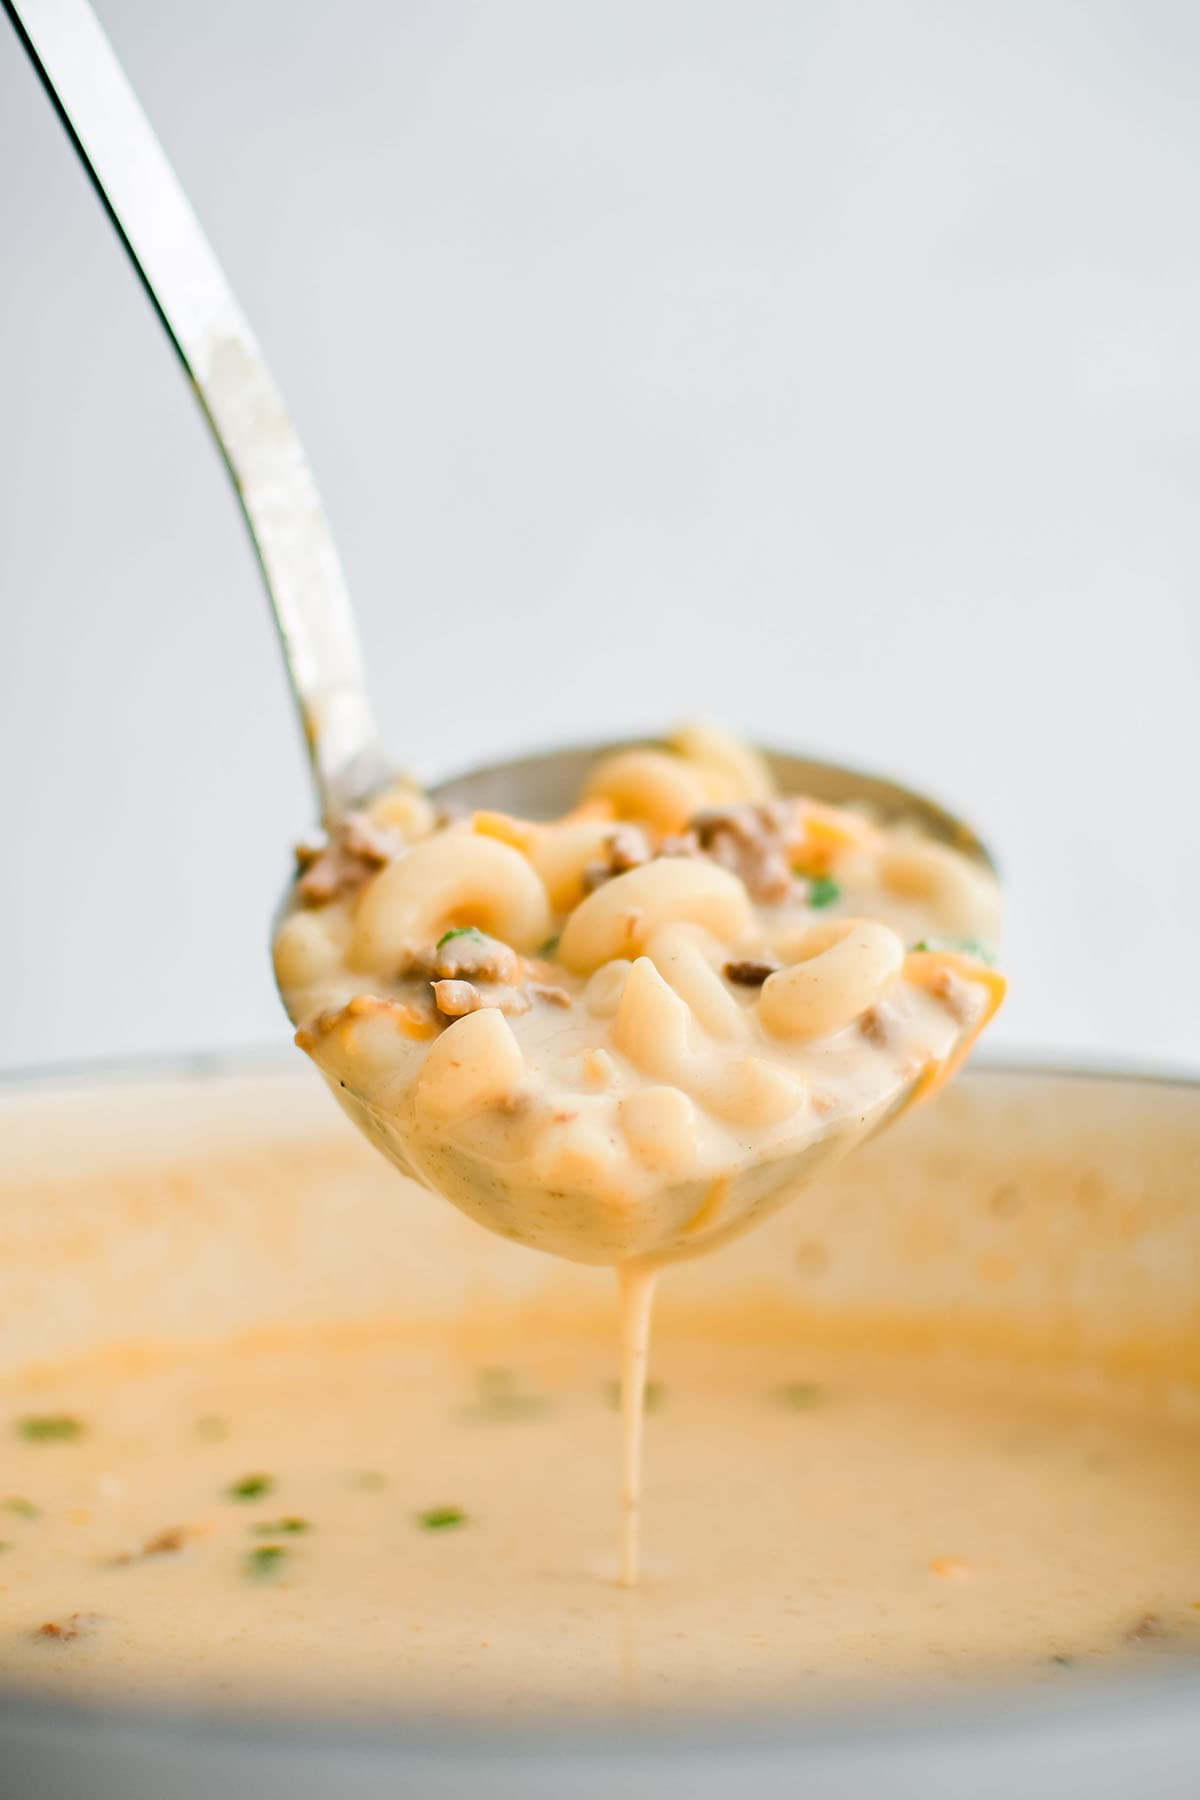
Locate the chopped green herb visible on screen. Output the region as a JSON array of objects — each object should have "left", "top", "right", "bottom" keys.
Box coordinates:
[
  {"left": 0, "top": 1542, "right": 10, "bottom": 1555},
  {"left": 912, "top": 936, "right": 996, "bottom": 965},
  {"left": 436, "top": 926, "right": 485, "bottom": 949},
  {"left": 350, "top": 1470, "right": 388, "bottom": 1491},
  {"left": 16, "top": 1414, "right": 84, "bottom": 1442},
  {"left": 1049, "top": 1654, "right": 1074, "bottom": 1668},
  {"left": 418, "top": 1505, "right": 466, "bottom": 1532},
  {"left": 244, "top": 1544, "right": 287, "bottom": 1580},
  {"left": 227, "top": 1473, "right": 274, "bottom": 1502},
  {"left": 774, "top": 1380, "right": 826, "bottom": 1411},
  {"left": 251, "top": 1517, "right": 311, "bottom": 1536},
  {"left": 603, "top": 1379, "right": 665, "bottom": 1414},
  {"left": 460, "top": 1368, "right": 547, "bottom": 1424},
  {"left": 3, "top": 1497, "right": 40, "bottom": 1520},
  {"left": 807, "top": 875, "right": 841, "bottom": 909},
  {"left": 538, "top": 935, "right": 561, "bottom": 958},
  {"left": 478, "top": 1366, "right": 514, "bottom": 1395},
  {"left": 194, "top": 1414, "right": 228, "bottom": 1440},
  {"left": 461, "top": 1394, "right": 545, "bottom": 1422}
]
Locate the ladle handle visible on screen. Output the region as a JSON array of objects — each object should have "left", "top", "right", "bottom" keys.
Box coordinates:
[{"left": 5, "top": 0, "right": 388, "bottom": 825}]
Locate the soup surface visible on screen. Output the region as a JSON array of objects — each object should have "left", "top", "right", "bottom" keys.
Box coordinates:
[{"left": 2, "top": 1316, "right": 1197, "bottom": 1715}]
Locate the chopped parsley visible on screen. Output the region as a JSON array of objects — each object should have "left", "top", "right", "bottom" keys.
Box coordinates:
[
  {"left": 418, "top": 1506, "right": 466, "bottom": 1532},
  {"left": 538, "top": 935, "right": 561, "bottom": 958},
  {"left": 244, "top": 1544, "right": 287, "bottom": 1580},
  {"left": 251, "top": 1517, "right": 311, "bottom": 1536},
  {"left": 460, "top": 1368, "right": 547, "bottom": 1424},
  {"left": 478, "top": 1367, "right": 512, "bottom": 1394},
  {"left": 912, "top": 936, "right": 996, "bottom": 965},
  {"left": 774, "top": 1380, "right": 826, "bottom": 1411},
  {"left": 16, "top": 1414, "right": 84, "bottom": 1443},
  {"left": 807, "top": 875, "right": 841, "bottom": 909},
  {"left": 227, "top": 1472, "right": 274, "bottom": 1502},
  {"left": 0, "top": 1542, "right": 10, "bottom": 1555},
  {"left": 1049, "top": 1654, "right": 1074, "bottom": 1668},
  {"left": 604, "top": 1379, "right": 665, "bottom": 1414},
  {"left": 350, "top": 1470, "right": 388, "bottom": 1491},
  {"left": 3, "top": 1497, "right": 40, "bottom": 1520},
  {"left": 437, "top": 926, "right": 485, "bottom": 949}
]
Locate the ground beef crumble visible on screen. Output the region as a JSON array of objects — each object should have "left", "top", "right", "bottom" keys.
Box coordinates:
[
  {"left": 295, "top": 813, "right": 400, "bottom": 906},
  {"left": 581, "top": 803, "right": 805, "bottom": 905},
  {"left": 529, "top": 983, "right": 572, "bottom": 1008},
  {"left": 430, "top": 975, "right": 572, "bottom": 1019},
  {"left": 581, "top": 823, "right": 654, "bottom": 893},
  {"left": 723, "top": 958, "right": 780, "bottom": 987},
  {"left": 431, "top": 979, "right": 532, "bottom": 1020},
  {"left": 36, "top": 1612, "right": 100, "bottom": 1642},
  {"left": 688, "top": 803, "right": 800, "bottom": 904},
  {"left": 403, "top": 932, "right": 521, "bottom": 985},
  {"left": 859, "top": 1004, "right": 897, "bottom": 1046}
]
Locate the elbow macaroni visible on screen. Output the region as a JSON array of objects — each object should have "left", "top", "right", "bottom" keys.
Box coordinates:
[
  {"left": 414, "top": 1006, "right": 526, "bottom": 1121},
  {"left": 529, "top": 819, "right": 619, "bottom": 912},
  {"left": 758, "top": 920, "right": 905, "bottom": 1042},
  {"left": 643, "top": 925, "right": 748, "bottom": 1041},
  {"left": 667, "top": 721, "right": 774, "bottom": 803},
  {"left": 558, "top": 858, "right": 753, "bottom": 974},
  {"left": 278, "top": 724, "right": 1005, "bottom": 1267},
  {"left": 352, "top": 828, "right": 552, "bottom": 972},
  {"left": 582, "top": 748, "right": 715, "bottom": 834}
]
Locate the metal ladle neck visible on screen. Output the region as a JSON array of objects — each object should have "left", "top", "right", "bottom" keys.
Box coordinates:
[{"left": 5, "top": 0, "right": 388, "bottom": 827}]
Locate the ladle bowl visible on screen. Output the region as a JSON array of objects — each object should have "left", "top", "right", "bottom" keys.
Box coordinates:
[{"left": 289, "top": 736, "right": 997, "bottom": 1267}]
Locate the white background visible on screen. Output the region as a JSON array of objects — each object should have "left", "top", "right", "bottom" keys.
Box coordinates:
[{"left": 2, "top": 0, "right": 1197, "bottom": 1075}]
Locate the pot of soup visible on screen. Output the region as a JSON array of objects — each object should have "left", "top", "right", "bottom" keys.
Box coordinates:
[
  {"left": 5, "top": 6, "right": 1196, "bottom": 1787},
  {"left": 1, "top": 1055, "right": 1198, "bottom": 1797}
]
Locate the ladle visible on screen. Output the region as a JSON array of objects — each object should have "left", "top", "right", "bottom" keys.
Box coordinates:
[
  {"left": 2, "top": 0, "right": 993, "bottom": 874},
  {"left": 7, "top": 0, "right": 999, "bottom": 1585}
]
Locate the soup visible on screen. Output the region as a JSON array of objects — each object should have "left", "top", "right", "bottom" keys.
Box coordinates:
[
  {"left": 1, "top": 1065, "right": 1196, "bottom": 1716},
  {"left": 2, "top": 1318, "right": 1199, "bottom": 1714}
]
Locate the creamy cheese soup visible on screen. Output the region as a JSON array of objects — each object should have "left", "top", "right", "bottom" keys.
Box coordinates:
[
  {"left": 273, "top": 726, "right": 1006, "bottom": 1579},
  {"left": 274, "top": 726, "right": 1006, "bottom": 1275},
  {"left": 3, "top": 1318, "right": 1199, "bottom": 1715}
]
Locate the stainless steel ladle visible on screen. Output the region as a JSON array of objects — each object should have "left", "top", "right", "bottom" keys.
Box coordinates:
[
  {"left": 4, "top": 0, "right": 994, "bottom": 872},
  {"left": 8, "top": 0, "right": 1004, "bottom": 1586}
]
